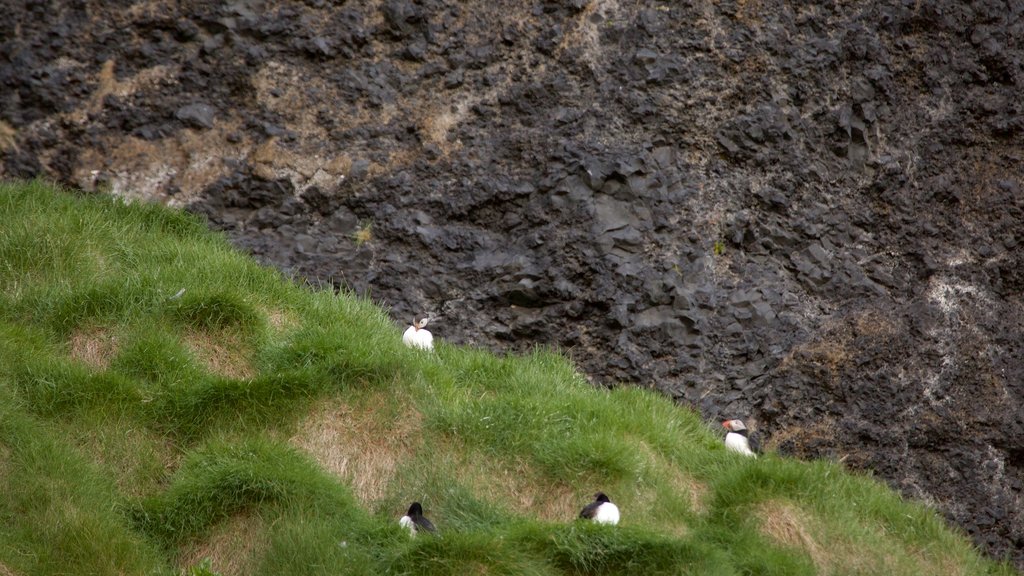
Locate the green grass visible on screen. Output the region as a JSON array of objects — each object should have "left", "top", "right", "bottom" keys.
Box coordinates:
[{"left": 0, "top": 180, "right": 1015, "bottom": 576}]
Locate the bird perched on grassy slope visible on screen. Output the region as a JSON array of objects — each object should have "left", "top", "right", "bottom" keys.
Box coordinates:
[
  {"left": 722, "top": 419, "right": 760, "bottom": 458},
  {"left": 578, "top": 492, "right": 620, "bottom": 525},
  {"left": 398, "top": 502, "right": 436, "bottom": 537},
  {"left": 402, "top": 317, "right": 434, "bottom": 351}
]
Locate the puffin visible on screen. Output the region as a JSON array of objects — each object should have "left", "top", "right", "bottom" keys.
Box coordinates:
[
  {"left": 402, "top": 317, "right": 434, "bottom": 351},
  {"left": 722, "top": 419, "right": 760, "bottom": 458},
  {"left": 398, "top": 502, "right": 436, "bottom": 537},
  {"left": 578, "top": 492, "right": 620, "bottom": 525}
]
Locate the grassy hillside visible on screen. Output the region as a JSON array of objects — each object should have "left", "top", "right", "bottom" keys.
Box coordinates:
[{"left": 0, "top": 180, "right": 1013, "bottom": 576}]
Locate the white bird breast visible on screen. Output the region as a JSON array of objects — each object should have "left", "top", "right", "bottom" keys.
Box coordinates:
[
  {"left": 594, "top": 502, "right": 620, "bottom": 525},
  {"left": 725, "top": 432, "right": 756, "bottom": 457},
  {"left": 403, "top": 326, "right": 434, "bottom": 350},
  {"left": 399, "top": 515, "right": 416, "bottom": 536}
]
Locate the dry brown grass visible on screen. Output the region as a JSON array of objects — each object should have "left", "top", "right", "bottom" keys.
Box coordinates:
[
  {"left": 0, "top": 443, "right": 10, "bottom": 484},
  {"left": 353, "top": 222, "right": 373, "bottom": 245},
  {"left": 64, "top": 9, "right": 371, "bottom": 202},
  {"left": 910, "top": 545, "right": 969, "bottom": 576},
  {"left": 775, "top": 325, "right": 854, "bottom": 397},
  {"left": 73, "top": 121, "right": 249, "bottom": 205},
  {"left": 84, "top": 59, "right": 178, "bottom": 118},
  {"left": 556, "top": 0, "right": 622, "bottom": 70},
  {"left": 176, "top": 511, "right": 266, "bottom": 576},
  {"left": 666, "top": 475, "right": 708, "bottom": 530},
  {"left": 265, "top": 307, "right": 299, "bottom": 334},
  {"left": 755, "top": 499, "right": 966, "bottom": 575},
  {"left": 124, "top": 0, "right": 178, "bottom": 23},
  {"left": 66, "top": 6, "right": 532, "bottom": 202},
  {"left": 63, "top": 58, "right": 259, "bottom": 203},
  {"left": 774, "top": 310, "right": 907, "bottom": 399},
  {"left": 290, "top": 391, "right": 421, "bottom": 505},
  {"left": 635, "top": 439, "right": 708, "bottom": 516},
  {"left": 451, "top": 448, "right": 580, "bottom": 521},
  {"left": 766, "top": 417, "right": 838, "bottom": 454},
  {"left": 251, "top": 61, "right": 350, "bottom": 166},
  {"left": 734, "top": 0, "right": 765, "bottom": 25},
  {"left": 785, "top": 339, "right": 852, "bottom": 375},
  {"left": 184, "top": 329, "right": 255, "bottom": 380},
  {"left": 242, "top": 129, "right": 350, "bottom": 197},
  {"left": 63, "top": 419, "right": 180, "bottom": 499},
  {"left": 442, "top": 437, "right": 704, "bottom": 531},
  {"left": 0, "top": 120, "right": 15, "bottom": 152},
  {"left": 852, "top": 309, "right": 900, "bottom": 339},
  {"left": 756, "top": 500, "right": 827, "bottom": 570},
  {"left": 0, "top": 561, "right": 20, "bottom": 576},
  {"left": 249, "top": 137, "right": 326, "bottom": 181},
  {"left": 69, "top": 326, "right": 118, "bottom": 370},
  {"left": 418, "top": 107, "right": 461, "bottom": 150}
]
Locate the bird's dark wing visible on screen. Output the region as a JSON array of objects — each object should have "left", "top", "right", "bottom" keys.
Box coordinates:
[
  {"left": 748, "top": 432, "right": 762, "bottom": 455},
  {"left": 579, "top": 502, "right": 600, "bottom": 520},
  {"left": 414, "top": 516, "right": 437, "bottom": 533}
]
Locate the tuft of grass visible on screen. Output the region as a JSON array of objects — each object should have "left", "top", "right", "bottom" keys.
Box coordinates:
[
  {"left": 185, "top": 558, "right": 225, "bottom": 576},
  {"left": 513, "top": 522, "right": 733, "bottom": 576},
  {"left": 353, "top": 221, "right": 373, "bottom": 245},
  {"left": 111, "top": 326, "right": 200, "bottom": 386},
  {"left": 0, "top": 180, "right": 1015, "bottom": 576},
  {"left": 0, "top": 408, "right": 168, "bottom": 575},
  {"left": 132, "top": 436, "right": 366, "bottom": 547},
  {"left": 167, "top": 291, "right": 261, "bottom": 331},
  {"left": 386, "top": 530, "right": 552, "bottom": 576}
]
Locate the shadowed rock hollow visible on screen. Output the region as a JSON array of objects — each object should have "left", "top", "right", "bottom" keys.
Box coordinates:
[{"left": 2, "top": 0, "right": 1022, "bottom": 567}]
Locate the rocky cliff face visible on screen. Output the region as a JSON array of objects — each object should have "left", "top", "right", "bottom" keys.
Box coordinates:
[{"left": 3, "top": 0, "right": 1022, "bottom": 566}]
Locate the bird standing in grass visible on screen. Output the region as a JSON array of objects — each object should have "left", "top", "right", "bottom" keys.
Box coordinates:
[
  {"left": 399, "top": 502, "right": 436, "bottom": 537},
  {"left": 403, "top": 317, "right": 434, "bottom": 350},
  {"left": 722, "top": 419, "right": 760, "bottom": 457},
  {"left": 578, "top": 492, "right": 620, "bottom": 525}
]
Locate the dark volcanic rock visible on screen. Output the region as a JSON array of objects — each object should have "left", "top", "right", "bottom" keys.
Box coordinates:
[
  {"left": 175, "top": 102, "right": 216, "bottom": 129},
  {"left": 2, "top": 0, "right": 1023, "bottom": 567}
]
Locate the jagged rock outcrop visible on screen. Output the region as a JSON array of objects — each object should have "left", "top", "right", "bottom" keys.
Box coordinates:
[{"left": 2, "top": 0, "right": 1022, "bottom": 566}]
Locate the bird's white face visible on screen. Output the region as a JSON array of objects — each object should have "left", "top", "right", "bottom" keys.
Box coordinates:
[{"left": 722, "top": 419, "right": 746, "bottom": 432}]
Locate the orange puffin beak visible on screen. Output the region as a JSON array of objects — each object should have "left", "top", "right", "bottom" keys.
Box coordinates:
[{"left": 721, "top": 421, "right": 729, "bottom": 428}]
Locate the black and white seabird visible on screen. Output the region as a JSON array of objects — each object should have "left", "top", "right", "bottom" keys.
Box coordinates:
[
  {"left": 403, "top": 318, "right": 434, "bottom": 351},
  {"left": 399, "top": 502, "right": 437, "bottom": 537},
  {"left": 578, "top": 492, "right": 620, "bottom": 525},
  {"left": 722, "top": 419, "right": 760, "bottom": 458}
]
